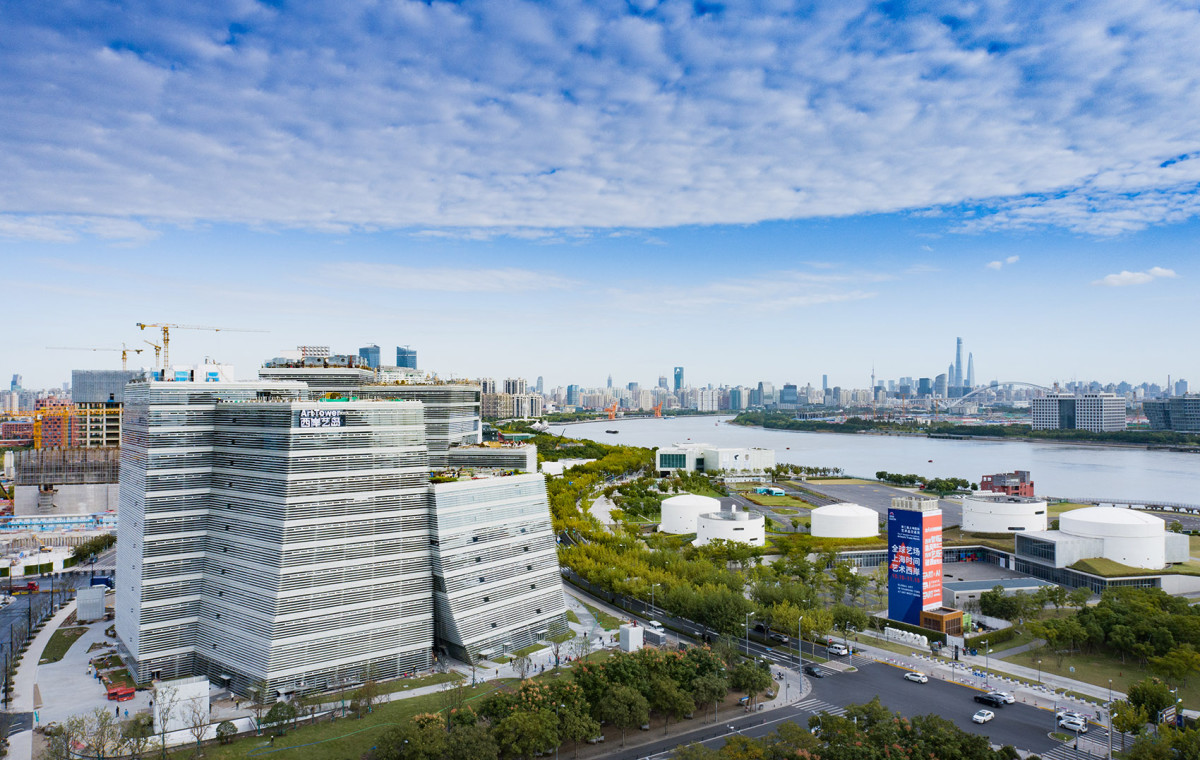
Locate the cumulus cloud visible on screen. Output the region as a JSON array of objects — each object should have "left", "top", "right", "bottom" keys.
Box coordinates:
[
  {"left": 985, "top": 255, "right": 1020, "bottom": 270},
  {"left": 4, "top": 2, "right": 1200, "bottom": 237},
  {"left": 1092, "top": 267, "right": 1179, "bottom": 286},
  {"left": 609, "top": 270, "right": 882, "bottom": 314}
]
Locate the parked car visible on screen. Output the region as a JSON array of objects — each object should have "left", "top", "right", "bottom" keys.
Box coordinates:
[
  {"left": 769, "top": 633, "right": 789, "bottom": 644},
  {"left": 586, "top": 735, "right": 605, "bottom": 744},
  {"left": 754, "top": 623, "right": 767, "bottom": 633},
  {"left": 973, "top": 693, "right": 1006, "bottom": 708},
  {"left": 987, "top": 691, "right": 1015, "bottom": 704},
  {"left": 803, "top": 665, "right": 825, "bottom": 678},
  {"left": 1057, "top": 709, "right": 1085, "bottom": 722},
  {"left": 972, "top": 710, "right": 995, "bottom": 724},
  {"left": 903, "top": 671, "right": 929, "bottom": 684},
  {"left": 1058, "top": 716, "right": 1088, "bottom": 733},
  {"left": 827, "top": 643, "right": 849, "bottom": 656}
]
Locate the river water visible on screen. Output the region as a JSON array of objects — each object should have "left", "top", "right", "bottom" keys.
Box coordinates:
[{"left": 549, "top": 416, "right": 1199, "bottom": 504}]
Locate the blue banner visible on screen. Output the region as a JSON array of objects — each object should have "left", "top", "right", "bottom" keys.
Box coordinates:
[{"left": 888, "top": 508, "right": 924, "bottom": 625}]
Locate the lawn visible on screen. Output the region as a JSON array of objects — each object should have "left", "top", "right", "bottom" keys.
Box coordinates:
[
  {"left": 581, "top": 601, "right": 623, "bottom": 631},
  {"left": 566, "top": 609, "right": 580, "bottom": 625},
  {"left": 941, "top": 527, "right": 1015, "bottom": 552},
  {"left": 1006, "top": 648, "right": 1200, "bottom": 709},
  {"left": 1048, "top": 501, "right": 1092, "bottom": 517},
  {"left": 683, "top": 485, "right": 726, "bottom": 499},
  {"left": 771, "top": 507, "right": 800, "bottom": 515},
  {"left": 168, "top": 681, "right": 512, "bottom": 760},
  {"left": 1189, "top": 534, "right": 1200, "bottom": 557},
  {"left": 548, "top": 631, "right": 575, "bottom": 644},
  {"left": 741, "top": 493, "right": 814, "bottom": 509},
  {"left": 512, "top": 643, "right": 548, "bottom": 657},
  {"left": 1070, "top": 557, "right": 1200, "bottom": 577},
  {"left": 40, "top": 626, "right": 86, "bottom": 664}
]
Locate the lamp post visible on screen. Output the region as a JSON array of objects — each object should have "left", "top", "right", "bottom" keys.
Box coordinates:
[
  {"left": 744, "top": 612, "right": 751, "bottom": 656},
  {"left": 555, "top": 702, "right": 565, "bottom": 760},
  {"left": 650, "top": 583, "right": 660, "bottom": 613},
  {"left": 1037, "top": 659, "right": 1042, "bottom": 685},
  {"left": 1108, "top": 709, "right": 1116, "bottom": 760},
  {"left": 982, "top": 639, "right": 989, "bottom": 685},
  {"left": 797, "top": 616, "right": 803, "bottom": 668}
]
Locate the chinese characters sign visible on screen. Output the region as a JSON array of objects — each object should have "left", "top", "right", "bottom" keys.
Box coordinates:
[
  {"left": 298, "top": 409, "right": 344, "bottom": 428},
  {"left": 887, "top": 507, "right": 943, "bottom": 625}
]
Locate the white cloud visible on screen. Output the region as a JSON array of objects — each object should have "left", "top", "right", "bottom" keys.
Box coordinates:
[
  {"left": 321, "top": 263, "right": 578, "bottom": 293},
  {"left": 5, "top": 2, "right": 1200, "bottom": 236},
  {"left": 1006, "top": 256, "right": 1020, "bottom": 264},
  {"left": 608, "top": 270, "right": 881, "bottom": 315},
  {"left": 985, "top": 261, "right": 1003, "bottom": 270},
  {"left": 1092, "top": 267, "right": 1179, "bottom": 287},
  {"left": 986, "top": 254, "right": 1021, "bottom": 270}
]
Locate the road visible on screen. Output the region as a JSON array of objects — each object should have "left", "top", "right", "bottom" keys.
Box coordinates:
[{"left": 799, "top": 481, "right": 964, "bottom": 526}]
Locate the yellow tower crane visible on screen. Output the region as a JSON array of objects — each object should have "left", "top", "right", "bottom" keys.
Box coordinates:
[
  {"left": 47, "top": 343, "right": 144, "bottom": 370},
  {"left": 135, "top": 323, "right": 267, "bottom": 371},
  {"left": 143, "top": 340, "right": 162, "bottom": 369}
]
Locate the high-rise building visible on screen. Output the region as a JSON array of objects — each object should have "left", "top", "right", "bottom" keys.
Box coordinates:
[
  {"left": 658, "top": 376, "right": 668, "bottom": 390},
  {"left": 116, "top": 376, "right": 566, "bottom": 696},
  {"left": 606, "top": 374, "right": 612, "bottom": 389},
  {"left": 1145, "top": 394, "right": 1200, "bottom": 432},
  {"left": 566, "top": 384, "right": 581, "bottom": 406},
  {"left": 757, "top": 381, "right": 775, "bottom": 407},
  {"left": 396, "top": 346, "right": 418, "bottom": 369},
  {"left": 358, "top": 344, "right": 381, "bottom": 369},
  {"left": 1175, "top": 379, "right": 1189, "bottom": 397},
  {"left": 779, "top": 384, "right": 798, "bottom": 406},
  {"left": 71, "top": 370, "right": 141, "bottom": 448},
  {"left": 478, "top": 378, "right": 497, "bottom": 394},
  {"left": 673, "top": 367, "right": 684, "bottom": 392},
  {"left": 536, "top": 376, "right": 544, "bottom": 394},
  {"left": 966, "top": 353, "right": 975, "bottom": 389},
  {"left": 954, "top": 338, "right": 963, "bottom": 392},
  {"left": 503, "top": 378, "right": 527, "bottom": 395},
  {"left": 822, "top": 375, "right": 828, "bottom": 392},
  {"left": 10, "top": 375, "right": 20, "bottom": 392},
  {"left": 1031, "top": 393, "right": 1126, "bottom": 432},
  {"left": 934, "top": 374, "right": 948, "bottom": 397},
  {"left": 918, "top": 378, "right": 932, "bottom": 398}
]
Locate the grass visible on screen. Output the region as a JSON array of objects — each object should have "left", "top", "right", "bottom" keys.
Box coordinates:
[
  {"left": 985, "top": 628, "right": 1040, "bottom": 655},
  {"left": 168, "top": 681, "right": 512, "bottom": 760},
  {"left": 771, "top": 507, "right": 800, "bottom": 515},
  {"left": 683, "top": 485, "right": 726, "bottom": 499},
  {"left": 548, "top": 631, "right": 575, "bottom": 644},
  {"left": 1048, "top": 501, "right": 1092, "bottom": 517},
  {"left": 941, "top": 526, "right": 1015, "bottom": 551},
  {"left": 581, "top": 601, "right": 623, "bottom": 630},
  {"left": 566, "top": 609, "right": 580, "bottom": 625},
  {"left": 1006, "top": 648, "right": 1200, "bottom": 710},
  {"left": 512, "top": 643, "right": 548, "bottom": 657},
  {"left": 741, "top": 493, "right": 814, "bottom": 509},
  {"left": 1070, "top": 557, "right": 1200, "bottom": 578},
  {"left": 40, "top": 626, "right": 86, "bottom": 664},
  {"left": 1188, "top": 533, "right": 1200, "bottom": 557},
  {"left": 104, "top": 668, "right": 136, "bottom": 688}
]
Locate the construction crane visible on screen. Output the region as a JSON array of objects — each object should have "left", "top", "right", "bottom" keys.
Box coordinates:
[
  {"left": 652, "top": 402, "right": 663, "bottom": 418},
  {"left": 143, "top": 340, "right": 162, "bottom": 369},
  {"left": 605, "top": 402, "right": 619, "bottom": 420},
  {"left": 135, "top": 322, "right": 266, "bottom": 370},
  {"left": 47, "top": 344, "right": 143, "bottom": 370}
]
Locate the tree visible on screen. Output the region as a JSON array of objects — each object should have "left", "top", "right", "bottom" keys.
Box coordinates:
[
  {"left": 648, "top": 676, "right": 694, "bottom": 735},
  {"left": 85, "top": 707, "right": 123, "bottom": 759},
  {"left": 154, "top": 683, "right": 181, "bottom": 756},
  {"left": 729, "top": 662, "right": 772, "bottom": 706},
  {"left": 1068, "top": 586, "right": 1092, "bottom": 611},
  {"left": 353, "top": 679, "right": 380, "bottom": 717},
  {"left": 184, "top": 698, "right": 211, "bottom": 757},
  {"left": 1129, "top": 677, "right": 1174, "bottom": 719},
  {"left": 1149, "top": 644, "right": 1200, "bottom": 687},
  {"left": 595, "top": 684, "right": 649, "bottom": 747},
  {"left": 215, "top": 720, "right": 237, "bottom": 746},
  {"left": 372, "top": 714, "right": 448, "bottom": 760},
  {"left": 121, "top": 713, "right": 155, "bottom": 759},
  {"left": 248, "top": 680, "right": 270, "bottom": 734},
  {"left": 558, "top": 704, "right": 601, "bottom": 758},
  {"left": 691, "top": 673, "right": 728, "bottom": 724},
  {"left": 492, "top": 708, "right": 558, "bottom": 760},
  {"left": 46, "top": 714, "right": 88, "bottom": 760},
  {"left": 671, "top": 743, "right": 720, "bottom": 760},
  {"left": 514, "top": 654, "right": 534, "bottom": 681},
  {"left": 446, "top": 723, "right": 498, "bottom": 760},
  {"left": 1112, "top": 701, "right": 1149, "bottom": 752},
  {"left": 264, "top": 700, "right": 296, "bottom": 736}
]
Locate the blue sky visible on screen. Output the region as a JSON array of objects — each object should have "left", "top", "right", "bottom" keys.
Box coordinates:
[{"left": 2, "top": 0, "right": 1197, "bottom": 390}]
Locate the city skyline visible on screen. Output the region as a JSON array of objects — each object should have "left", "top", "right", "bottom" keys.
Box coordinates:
[{"left": 4, "top": 2, "right": 1200, "bottom": 386}]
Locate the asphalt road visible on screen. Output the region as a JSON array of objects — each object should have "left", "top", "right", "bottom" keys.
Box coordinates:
[
  {"left": 602, "top": 659, "right": 1071, "bottom": 760},
  {"left": 800, "top": 481, "right": 964, "bottom": 526}
]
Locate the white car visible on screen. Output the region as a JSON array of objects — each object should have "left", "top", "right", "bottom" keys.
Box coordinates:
[
  {"left": 1058, "top": 716, "right": 1088, "bottom": 733},
  {"left": 987, "top": 691, "right": 1015, "bottom": 704},
  {"left": 827, "top": 643, "right": 850, "bottom": 656},
  {"left": 1057, "top": 709, "right": 1085, "bottom": 722},
  {"left": 904, "top": 671, "right": 929, "bottom": 684},
  {"left": 972, "top": 709, "right": 995, "bottom": 724}
]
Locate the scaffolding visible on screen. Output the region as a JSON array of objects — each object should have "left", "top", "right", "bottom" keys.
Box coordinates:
[{"left": 14, "top": 448, "right": 120, "bottom": 486}]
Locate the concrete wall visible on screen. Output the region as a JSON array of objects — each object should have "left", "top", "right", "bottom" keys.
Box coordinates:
[{"left": 14, "top": 484, "right": 118, "bottom": 515}]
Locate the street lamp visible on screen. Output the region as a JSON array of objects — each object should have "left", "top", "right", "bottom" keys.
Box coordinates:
[
  {"left": 744, "top": 612, "right": 751, "bottom": 655},
  {"left": 1037, "top": 659, "right": 1042, "bottom": 685},
  {"left": 650, "top": 583, "right": 660, "bottom": 613},
  {"left": 1108, "top": 710, "right": 1116, "bottom": 760},
  {"left": 555, "top": 703, "right": 565, "bottom": 760},
  {"left": 797, "top": 615, "right": 803, "bottom": 668},
  {"left": 982, "top": 639, "right": 989, "bottom": 685}
]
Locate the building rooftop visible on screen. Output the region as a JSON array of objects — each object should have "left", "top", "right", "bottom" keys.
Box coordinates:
[
  {"left": 1063, "top": 506, "right": 1165, "bottom": 527},
  {"left": 944, "top": 578, "right": 1057, "bottom": 593},
  {"left": 812, "top": 503, "right": 876, "bottom": 517}
]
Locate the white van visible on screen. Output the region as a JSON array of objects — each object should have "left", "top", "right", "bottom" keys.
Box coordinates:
[
  {"left": 647, "top": 620, "right": 665, "bottom": 634},
  {"left": 827, "top": 642, "right": 849, "bottom": 656}
]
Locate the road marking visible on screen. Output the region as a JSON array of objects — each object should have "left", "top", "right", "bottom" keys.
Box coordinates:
[{"left": 794, "top": 698, "right": 847, "bottom": 717}]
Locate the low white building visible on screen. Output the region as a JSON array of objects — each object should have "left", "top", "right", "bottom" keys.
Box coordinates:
[
  {"left": 962, "top": 495, "right": 1048, "bottom": 534},
  {"left": 655, "top": 442, "right": 774, "bottom": 478},
  {"left": 660, "top": 494, "right": 721, "bottom": 534},
  {"left": 810, "top": 503, "right": 878, "bottom": 538},
  {"left": 1015, "top": 507, "right": 1189, "bottom": 570},
  {"left": 695, "top": 508, "right": 765, "bottom": 547}
]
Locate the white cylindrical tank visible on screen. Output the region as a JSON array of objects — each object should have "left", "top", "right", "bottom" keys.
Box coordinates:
[
  {"left": 1059, "top": 507, "right": 1166, "bottom": 569},
  {"left": 694, "top": 509, "right": 765, "bottom": 546},
  {"left": 962, "top": 495, "right": 1048, "bottom": 534},
  {"left": 660, "top": 494, "right": 721, "bottom": 534},
  {"left": 810, "top": 503, "right": 879, "bottom": 538}
]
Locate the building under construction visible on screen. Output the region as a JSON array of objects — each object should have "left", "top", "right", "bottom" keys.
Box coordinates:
[{"left": 13, "top": 448, "right": 120, "bottom": 515}]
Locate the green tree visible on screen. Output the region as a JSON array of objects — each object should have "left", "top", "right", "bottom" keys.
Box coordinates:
[
  {"left": 120, "top": 713, "right": 155, "bottom": 758},
  {"left": 1129, "top": 677, "right": 1174, "bottom": 719},
  {"left": 446, "top": 723, "right": 498, "bottom": 760},
  {"left": 672, "top": 743, "right": 721, "bottom": 760},
  {"left": 492, "top": 709, "right": 558, "bottom": 760},
  {"left": 372, "top": 715, "right": 448, "bottom": 760},
  {"left": 691, "top": 673, "right": 728, "bottom": 724},
  {"left": 215, "top": 720, "right": 237, "bottom": 746},
  {"left": 1112, "top": 701, "right": 1149, "bottom": 753},
  {"left": 729, "top": 662, "right": 772, "bottom": 706},
  {"left": 1149, "top": 644, "right": 1200, "bottom": 687},
  {"left": 648, "top": 675, "right": 694, "bottom": 735},
  {"left": 264, "top": 700, "right": 296, "bottom": 736},
  {"left": 595, "top": 684, "right": 649, "bottom": 747}
]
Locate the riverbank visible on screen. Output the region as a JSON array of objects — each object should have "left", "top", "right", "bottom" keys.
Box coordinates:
[{"left": 729, "top": 420, "right": 1200, "bottom": 453}]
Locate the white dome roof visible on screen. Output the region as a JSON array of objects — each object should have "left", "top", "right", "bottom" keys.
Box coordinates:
[
  {"left": 1063, "top": 507, "right": 1163, "bottom": 526},
  {"left": 812, "top": 503, "right": 877, "bottom": 518},
  {"left": 662, "top": 494, "right": 721, "bottom": 509}
]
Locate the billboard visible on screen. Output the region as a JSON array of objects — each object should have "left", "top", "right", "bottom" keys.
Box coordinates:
[
  {"left": 888, "top": 507, "right": 925, "bottom": 625},
  {"left": 921, "top": 510, "right": 943, "bottom": 610}
]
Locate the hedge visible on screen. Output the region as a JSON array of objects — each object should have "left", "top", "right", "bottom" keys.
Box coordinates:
[
  {"left": 23, "top": 562, "right": 52, "bottom": 576},
  {"left": 63, "top": 556, "right": 79, "bottom": 569},
  {"left": 965, "top": 625, "right": 1021, "bottom": 649}
]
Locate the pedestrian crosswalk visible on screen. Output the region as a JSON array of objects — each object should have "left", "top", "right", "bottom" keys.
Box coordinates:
[
  {"left": 794, "top": 697, "right": 847, "bottom": 717},
  {"left": 1036, "top": 737, "right": 1109, "bottom": 760}
]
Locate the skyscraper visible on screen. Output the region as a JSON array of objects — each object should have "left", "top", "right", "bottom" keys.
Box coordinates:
[
  {"left": 673, "top": 367, "right": 685, "bottom": 392},
  {"left": 9, "top": 375, "right": 20, "bottom": 392},
  {"left": 396, "top": 346, "right": 418, "bottom": 369},
  {"left": 966, "top": 353, "right": 975, "bottom": 389},
  {"left": 954, "top": 337, "right": 963, "bottom": 391},
  {"left": 607, "top": 374, "right": 612, "bottom": 389},
  {"left": 358, "top": 344, "right": 381, "bottom": 369},
  {"left": 658, "top": 376, "right": 669, "bottom": 390},
  {"left": 822, "top": 374, "right": 828, "bottom": 392},
  {"left": 536, "top": 376, "right": 544, "bottom": 394}
]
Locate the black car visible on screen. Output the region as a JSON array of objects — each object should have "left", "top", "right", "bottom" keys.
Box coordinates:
[
  {"left": 973, "top": 693, "right": 1006, "bottom": 708},
  {"left": 804, "top": 665, "right": 825, "bottom": 678}
]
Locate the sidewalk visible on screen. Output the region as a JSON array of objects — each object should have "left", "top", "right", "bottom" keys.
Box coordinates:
[{"left": 9, "top": 599, "right": 77, "bottom": 760}]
